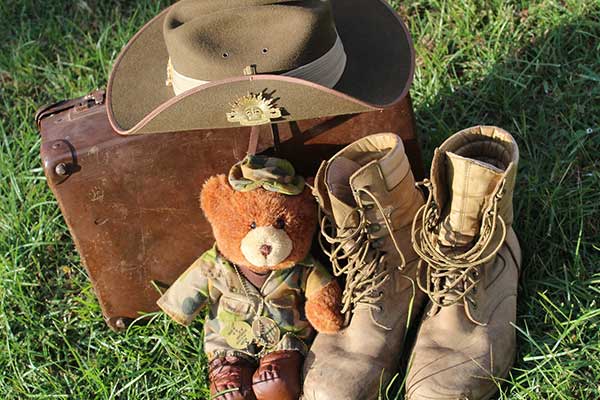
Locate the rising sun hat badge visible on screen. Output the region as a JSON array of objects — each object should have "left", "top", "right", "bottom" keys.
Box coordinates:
[{"left": 226, "top": 92, "right": 282, "bottom": 126}]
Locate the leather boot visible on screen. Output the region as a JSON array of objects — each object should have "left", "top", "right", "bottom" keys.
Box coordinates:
[
  {"left": 209, "top": 356, "right": 257, "bottom": 400},
  {"left": 302, "top": 133, "right": 426, "bottom": 399},
  {"left": 406, "top": 125, "right": 521, "bottom": 400},
  {"left": 252, "top": 350, "right": 303, "bottom": 400}
]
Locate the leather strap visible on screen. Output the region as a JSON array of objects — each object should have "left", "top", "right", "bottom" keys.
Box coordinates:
[
  {"left": 247, "top": 126, "right": 261, "bottom": 155},
  {"left": 247, "top": 123, "right": 280, "bottom": 156}
]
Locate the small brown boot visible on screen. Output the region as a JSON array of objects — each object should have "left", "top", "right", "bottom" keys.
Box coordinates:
[
  {"left": 252, "top": 350, "right": 303, "bottom": 400},
  {"left": 209, "top": 356, "right": 257, "bottom": 400},
  {"left": 406, "top": 126, "right": 522, "bottom": 400}
]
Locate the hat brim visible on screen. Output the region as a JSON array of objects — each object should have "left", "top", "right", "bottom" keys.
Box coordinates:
[{"left": 107, "top": 0, "right": 415, "bottom": 135}]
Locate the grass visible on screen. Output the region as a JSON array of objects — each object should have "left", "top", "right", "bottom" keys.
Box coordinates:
[{"left": 1, "top": 0, "right": 599, "bottom": 398}]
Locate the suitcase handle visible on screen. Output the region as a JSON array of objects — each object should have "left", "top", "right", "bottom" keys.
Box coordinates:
[{"left": 35, "top": 89, "right": 105, "bottom": 128}]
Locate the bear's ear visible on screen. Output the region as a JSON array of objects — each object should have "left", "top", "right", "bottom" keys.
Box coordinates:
[{"left": 200, "top": 175, "right": 234, "bottom": 222}]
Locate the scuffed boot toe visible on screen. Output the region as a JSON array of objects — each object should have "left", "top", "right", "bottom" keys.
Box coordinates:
[
  {"left": 406, "top": 379, "right": 475, "bottom": 400},
  {"left": 406, "top": 375, "right": 499, "bottom": 400},
  {"left": 405, "top": 345, "right": 509, "bottom": 400},
  {"left": 303, "top": 348, "right": 391, "bottom": 400}
]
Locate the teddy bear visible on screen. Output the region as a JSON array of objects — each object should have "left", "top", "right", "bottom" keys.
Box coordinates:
[{"left": 157, "top": 155, "right": 344, "bottom": 400}]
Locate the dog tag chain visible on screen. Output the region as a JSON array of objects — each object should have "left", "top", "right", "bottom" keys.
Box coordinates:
[{"left": 229, "top": 265, "right": 282, "bottom": 352}]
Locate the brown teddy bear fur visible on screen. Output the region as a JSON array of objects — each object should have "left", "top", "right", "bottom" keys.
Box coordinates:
[
  {"left": 304, "top": 280, "right": 344, "bottom": 334},
  {"left": 200, "top": 174, "right": 343, "bottom": 333}
]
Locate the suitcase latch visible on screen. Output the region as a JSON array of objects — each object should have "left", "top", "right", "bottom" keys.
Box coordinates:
[{"left": 74, "top": 89, "right": 105, "bottom": 112}]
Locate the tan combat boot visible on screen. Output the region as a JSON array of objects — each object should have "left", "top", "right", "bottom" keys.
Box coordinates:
[
  {"left": 302, "top": 133, "right": 426, "bottom": 399},
  {"left": 406, "top": 126, "right": 521, "bottom": 400}
]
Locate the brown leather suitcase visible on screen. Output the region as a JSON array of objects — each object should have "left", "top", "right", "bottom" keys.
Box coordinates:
[{"left": 37, "top": 89, "right": 424, "bottom": 331}]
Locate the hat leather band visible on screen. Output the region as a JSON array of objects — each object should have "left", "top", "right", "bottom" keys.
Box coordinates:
[{"left": 167, "top": 35, "right": 347, "bottom": 95}]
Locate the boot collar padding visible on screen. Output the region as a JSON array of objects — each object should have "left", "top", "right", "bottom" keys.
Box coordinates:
[
  {"left": 313, "top": 133, "right": 410, "bottom": 228},
  {"left": 325, "top": 157, "right": 361, "bottom": 207},
  {"left": 430, "top": 126, "right": 519, "bottom": 225},
  {"left": 332, "top": 133, "right": 410, "bottom": 192}
]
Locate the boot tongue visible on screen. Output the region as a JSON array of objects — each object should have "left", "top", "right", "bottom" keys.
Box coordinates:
[
  {"left": 326, "top": 156, "right": 361, "bottom": 228},
  {"left": 438, "top": 151, "right": 503, "bottom": 247}
]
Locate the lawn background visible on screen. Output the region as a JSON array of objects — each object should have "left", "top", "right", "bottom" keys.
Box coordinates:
[{"left": 1, "top": 0, "right": 599, "bottom": 398}]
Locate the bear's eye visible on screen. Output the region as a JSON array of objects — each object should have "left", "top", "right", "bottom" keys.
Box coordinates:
[
  {"left": 274, "top": 217, "right": 285, "bottom": 230},
  {"left": 249, "top": 221, "right": 257, "bottom": 230}
]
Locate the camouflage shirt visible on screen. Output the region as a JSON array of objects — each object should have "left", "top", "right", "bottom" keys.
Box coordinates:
[{"left": 157, "top": 245, "right": 333, "bottom": 361}]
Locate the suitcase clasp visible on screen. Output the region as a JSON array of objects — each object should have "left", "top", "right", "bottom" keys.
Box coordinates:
[{"left": 75, "top": 89, "right": 105, "bottom": 112}]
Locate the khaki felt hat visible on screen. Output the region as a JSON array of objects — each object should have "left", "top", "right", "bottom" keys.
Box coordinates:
[{"left": 107, "top": 0, "right": 415, "bottom": 135}]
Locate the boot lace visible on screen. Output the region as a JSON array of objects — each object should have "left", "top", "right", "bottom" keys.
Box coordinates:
[
  {"left": 411, "top": 179, "right": 507, "bottom": 309},
  {"left": 318, "top": 187, "right": 406, "bottom": 329}
]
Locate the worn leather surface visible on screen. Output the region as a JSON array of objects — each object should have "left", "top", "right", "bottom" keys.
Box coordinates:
[
  {"left": 38, "top": 90, "right": 424, "bottom": 331},
  {"left": 252, "top": 350, "right": 303, "bottom": 400},
  {"left": 209, "top": 356, "right": 257, "bottom": 400}
]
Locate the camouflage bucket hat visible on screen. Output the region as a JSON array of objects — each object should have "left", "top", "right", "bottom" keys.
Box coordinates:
[{"left": 228, "top": 155, "right": 305, "bottom": 195}]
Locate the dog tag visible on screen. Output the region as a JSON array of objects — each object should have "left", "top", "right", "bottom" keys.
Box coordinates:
[
  {"left": 252, "top": 316, "right": 280, "bottom": 348},
  {"left": 221, "top": 320, "right": 253, "bottom": 349}
]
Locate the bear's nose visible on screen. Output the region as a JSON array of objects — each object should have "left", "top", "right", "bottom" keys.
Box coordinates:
[{"left": 260, "top": 244, "right": 272, "bottom": 257}]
